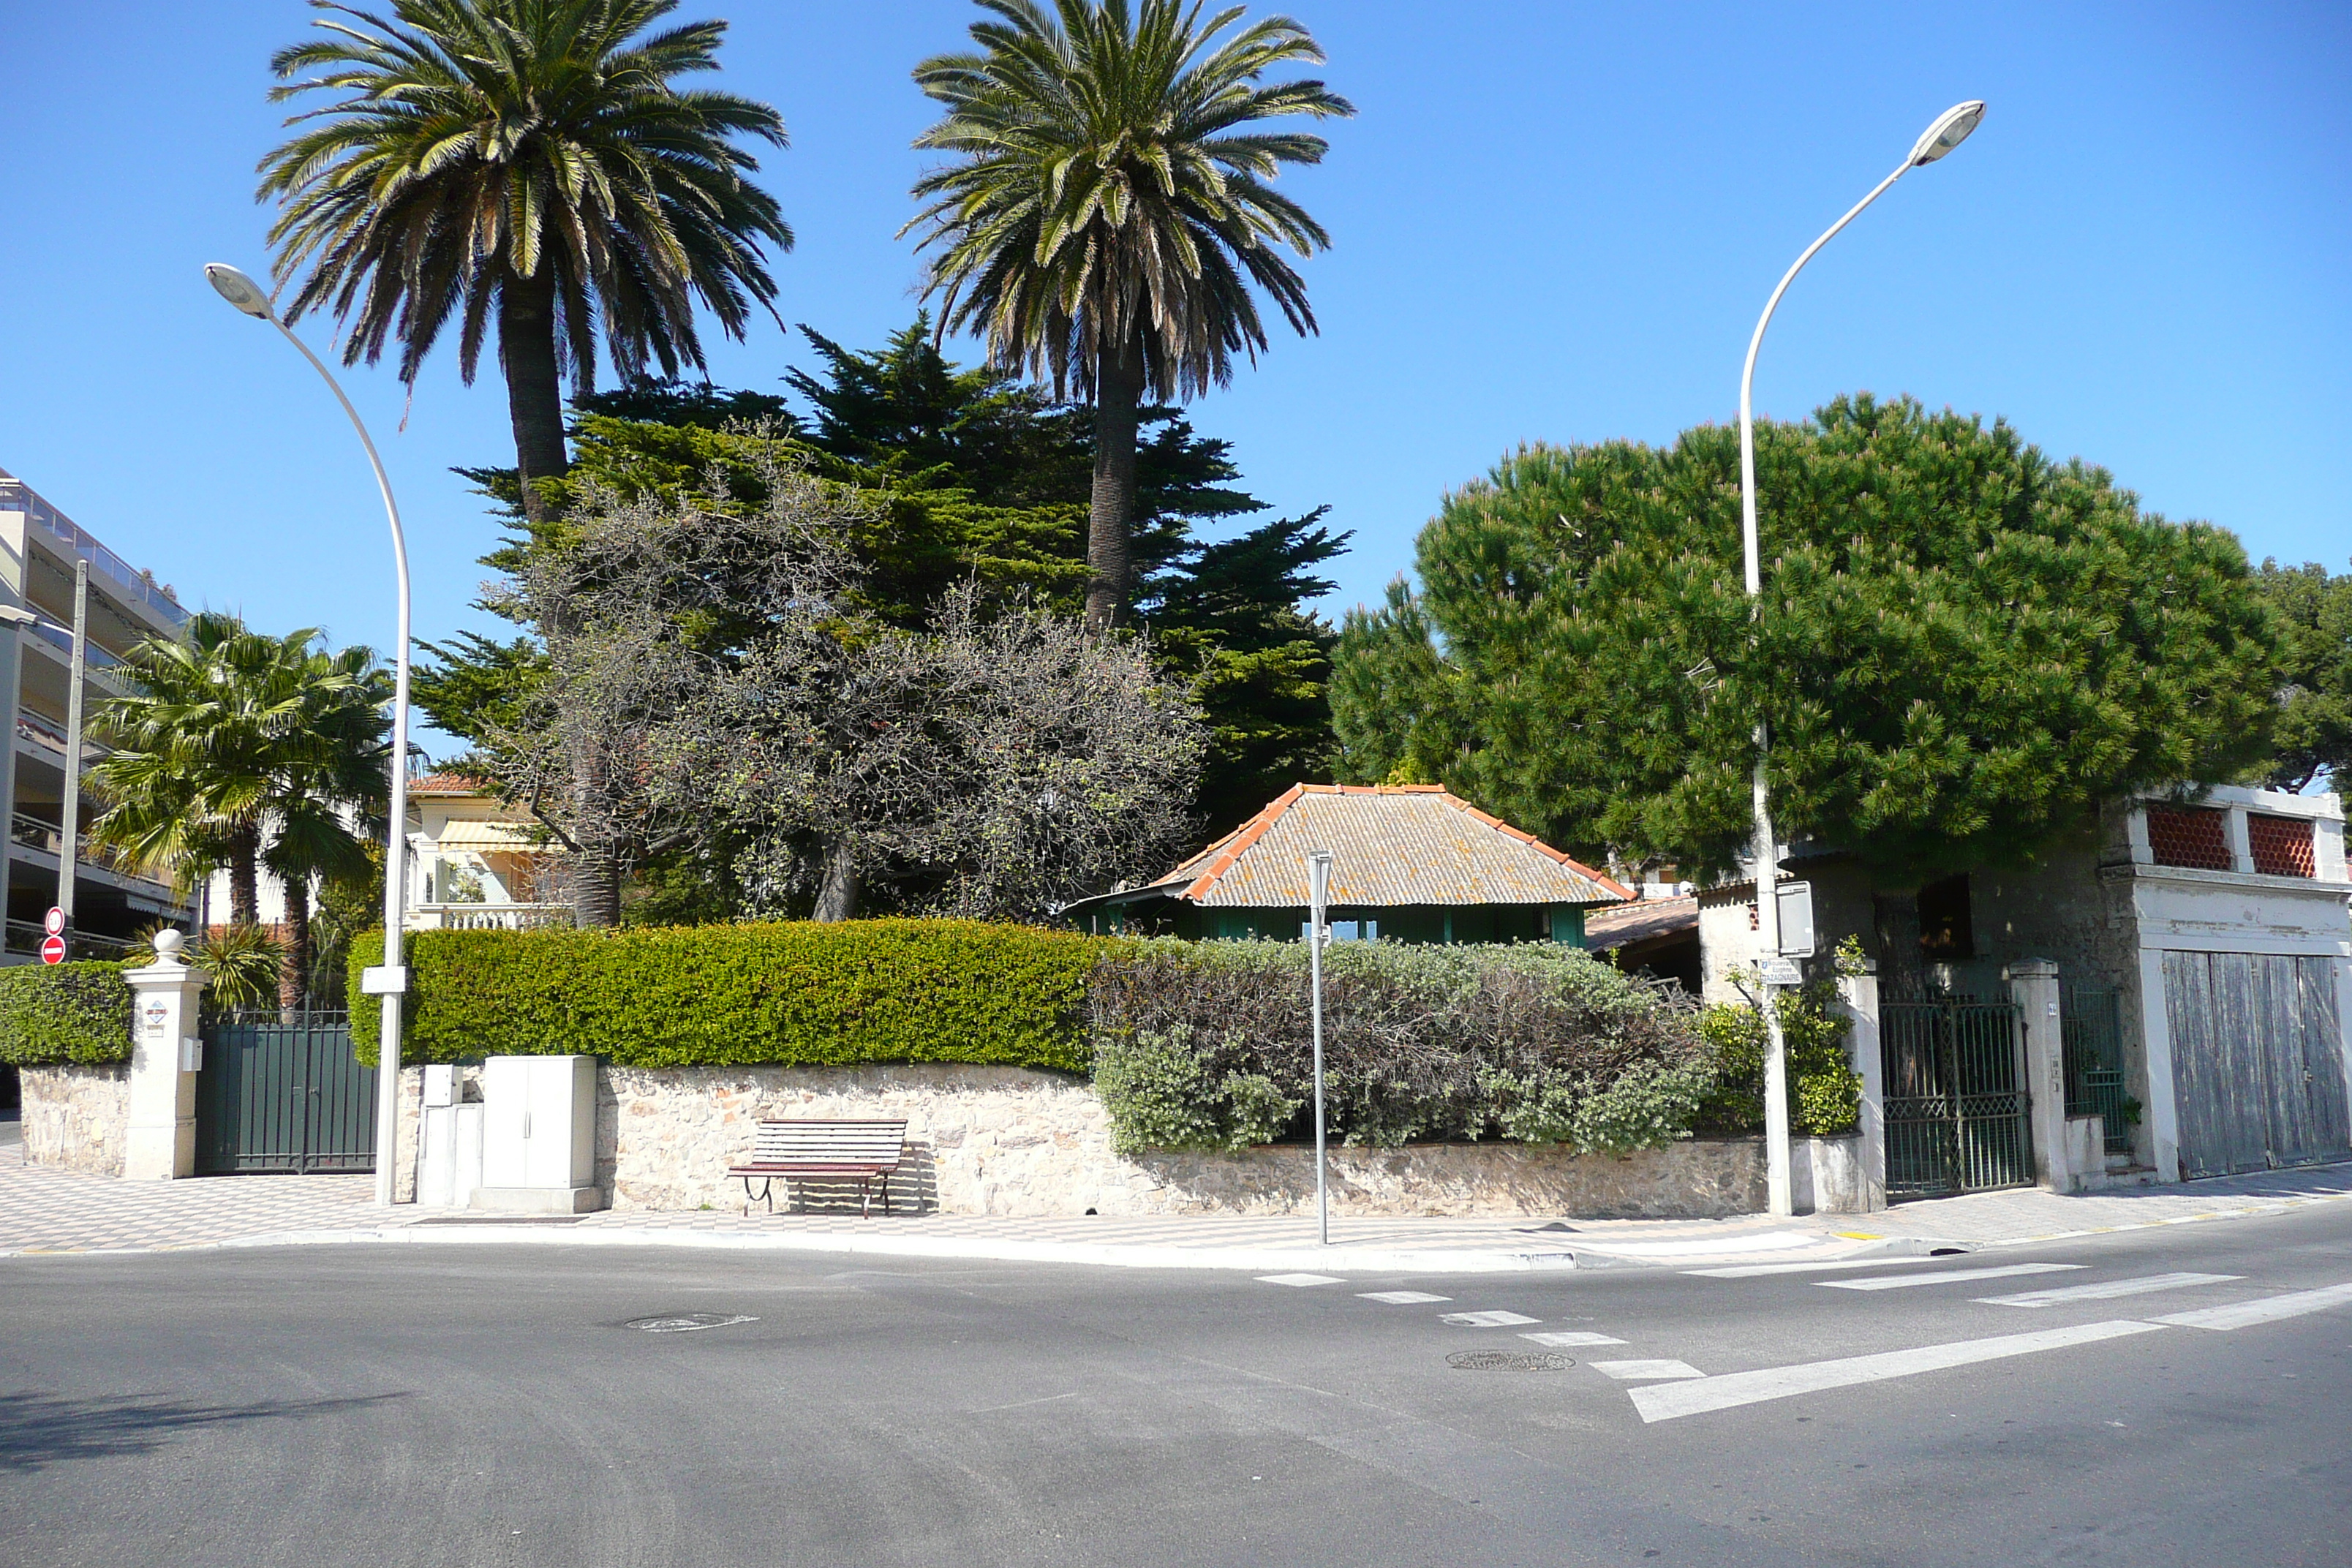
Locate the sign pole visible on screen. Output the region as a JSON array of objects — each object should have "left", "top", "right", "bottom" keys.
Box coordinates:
[
  {"left": 57, "top": 560, "right": 88, "bottom": 955},
  {"left": 1307, "top": 850, "right": 1334, "bottom": 1246}
]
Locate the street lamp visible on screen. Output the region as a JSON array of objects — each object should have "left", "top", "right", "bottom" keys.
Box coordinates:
[
  {"left": 1738, "top": 101, "right": 1984, "bottom": 1218},
  {"left": 204, "top": 262, "right": 413, "bottom": 1208}
]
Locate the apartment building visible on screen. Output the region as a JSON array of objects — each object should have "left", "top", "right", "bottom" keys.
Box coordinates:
[{"left": 0, "top": 466, "right": 196, "bottom": 961}]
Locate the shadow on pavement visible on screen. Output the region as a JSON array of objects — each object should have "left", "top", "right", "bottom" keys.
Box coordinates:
[{"left": 0, "top": 1390, "right": 409, "bottom": 1472}]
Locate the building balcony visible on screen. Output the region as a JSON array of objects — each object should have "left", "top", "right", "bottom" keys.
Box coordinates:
[{"left": 407, "top": 902, "right": 573, "bottom": 932}]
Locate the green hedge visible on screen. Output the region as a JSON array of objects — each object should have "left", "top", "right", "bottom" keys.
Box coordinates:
[
  {"left": 347, "top": 919, "right": 1109, "bottom": 1071},
  {"left": 1693, "top": 988, "right": 1863, "bottom": 1137},
  {"left": 0, "top": 960, "right": 134, "bottom": 1066}
]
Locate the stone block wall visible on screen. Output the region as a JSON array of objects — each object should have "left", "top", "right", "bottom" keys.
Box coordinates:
[{"left": 19, "top": 1063, "right": 130, "bottom": 1177}]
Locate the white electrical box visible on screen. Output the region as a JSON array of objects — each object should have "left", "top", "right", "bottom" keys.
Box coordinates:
[
  {"left": 474, "top": 1055, "right": 602, "bottom": 1213},
  {"left": 1776, "top": 881, "right": 1816, "bottom": 959}
]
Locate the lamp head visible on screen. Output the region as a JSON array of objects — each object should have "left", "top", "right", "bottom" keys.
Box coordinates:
[
  {"left": 1909, "top": 101, "right": 1987, "bottom": 166},
  {"left": 204, "top": 264, "right": 276, "bottom": 321}
]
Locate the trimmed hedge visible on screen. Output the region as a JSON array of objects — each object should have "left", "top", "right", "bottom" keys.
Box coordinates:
[
  {"left": 347, "top": 919, "right": 1109, "bottom": 1071},
  {"left": 0, "top": 960, "right": 134, "bottom": 1066}
]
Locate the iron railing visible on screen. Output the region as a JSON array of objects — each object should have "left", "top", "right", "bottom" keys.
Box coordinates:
[
  {"left": 1882, "top": 998, "right": 2033, "bottom": 1199},
  {"left": 2062, "top": 984, "right": 2136, "bottom": 1156}
]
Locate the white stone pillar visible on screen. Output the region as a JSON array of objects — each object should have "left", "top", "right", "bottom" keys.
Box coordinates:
[
  {"left": 2007, "top": 959, "right": 2070, "bottom": 1193},
  {"left": 2223, "top": 806, "right": 2254, "bottom": 875},
  {"left": 121, "top": 931, "right": 210, "bottom": 1180},
  {"left": 1836, "top": 961, "right": 1887, "bottom": 1211}
]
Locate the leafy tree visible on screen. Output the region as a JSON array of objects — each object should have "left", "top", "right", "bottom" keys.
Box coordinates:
[
  {"left": 1333, "top": 395, "right": 2283, "bottom": 882},
  {"left": 903, "top": 0, "right": 1353, "bottom": 627},
  {"left": 89, "top": 615, "right": 391, "bottom": 1006},
  {"left": 255, "top": 0, "right": 791, "bottom": 525},
  {"left": 2254, "top": 557, "right": 2352, "bottom": 800}
]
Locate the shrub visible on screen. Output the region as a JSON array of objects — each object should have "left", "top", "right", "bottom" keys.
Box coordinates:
[
  {"left": 347, "top": 919, "right": 1107, "bottom": 1071},
  {"left": 1089, "top": 939, "right": 1714, "bottom": 1153},
  {"left": 0, "top": 961, "right": 134, "bottom": 1066},
  {"left": 1693, "top": 987, "right": 1862, "bottom": 1138}
]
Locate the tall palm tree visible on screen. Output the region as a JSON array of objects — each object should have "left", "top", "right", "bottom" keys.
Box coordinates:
[
  {"left": 89, "top": 616, "right": 392, "bottom": 1009},
  {"left": 256, "top": 0, "right": 792, "bottom": 523},
  {"left": 904, "top": 0, "right": 1352, "bottom": 627}
]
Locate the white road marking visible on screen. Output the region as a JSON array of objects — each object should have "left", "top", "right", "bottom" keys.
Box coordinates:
[
  {"left": 2152, "top": 1281, "right": 2352, "bottom": 1332},
  {"left": 1520, "top": 1330, "right": 1627, "bottom": 1347},
  {"left": 1685, "top": 1257, "right": 1955, "bottom": 1278},
  {"left": 1357, "top": 1291, "right": 1451, "bottom": 1305},
  {"left": 1822, "top": 1264, "right": 2085, "bottom": 1292},
  {"left": 1439, "top": 1310, "right": 1542, "bottom": 1328},
  {"left": 1256, "top": 1273, "right": 1346, "bottom": 1287},
  {"left": 1627, "top": 1319, "right": 2165, "bottom": 1423},
  {"left": 1591, "top": 1359, "right": 1705, "bottom": 1382},
  {"left": 1583, "top": 1231, "right": 1817, "bottom": 1259},
  {"left": 1976, "top": 1272, "right": 2239, "bottom": 1308}
]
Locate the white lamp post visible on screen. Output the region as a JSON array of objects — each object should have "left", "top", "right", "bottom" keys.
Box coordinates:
[
  {"left": 204, "top": 262, "right": 412, "bottom": 1208},
  {"left": 1738, "top": 101, "right": 1985, "bottom": 1218},
  {"left": 1306, "top": 848, "right": 1334, "bottom": 1245}
]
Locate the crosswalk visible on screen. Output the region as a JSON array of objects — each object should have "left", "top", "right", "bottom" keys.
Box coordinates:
[{"left": 1257, "top": 1249, "right": 2352, "bottom": 1424}]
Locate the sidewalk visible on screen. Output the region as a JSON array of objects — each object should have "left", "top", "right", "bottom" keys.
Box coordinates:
[{"left": 4, "top": 1142, "right": 2349, "bottom": 1273}]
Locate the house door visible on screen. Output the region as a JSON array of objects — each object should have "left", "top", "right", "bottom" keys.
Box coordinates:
[
  {"left": 2163, "top": 952, "right": 2350, "bottom": 1180},
  {"left": 194, "top": 1009, "right": 377, "bottom": 1175},
  {"left": 1880, "top": 999, "right": 2034, "bottom": 1199}
]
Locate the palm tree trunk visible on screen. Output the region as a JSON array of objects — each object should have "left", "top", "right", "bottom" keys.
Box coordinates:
[
  {"left": 499, "top": 270, "right": 570, "bottom": 525},
  {"left": 568, "top": 743, "right": 624, "bottom": 928},
  {"left": 279, "top": 876, "right": 311, "bottom": 1019},
  {"left": 228, "top": 823, "right": 261, "bottom": 929},
  {"left": 812, "top": 830, "right": 859, "bottom": 922},
  {"left": 1085, "top": 334, "right": 1145, "bottom": 630}
]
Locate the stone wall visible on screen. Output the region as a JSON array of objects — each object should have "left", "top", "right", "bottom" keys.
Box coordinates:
[
  {"left": 19, "top": 1063, "right": 129, "bottom": 1177},
  {"left": 593, "top": 1062, "right": 1765, "bottom": 1218}
]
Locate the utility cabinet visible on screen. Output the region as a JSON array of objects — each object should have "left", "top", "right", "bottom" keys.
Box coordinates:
[{"left": 472, "top": 1055, "right": 604, "bottom": 1213}]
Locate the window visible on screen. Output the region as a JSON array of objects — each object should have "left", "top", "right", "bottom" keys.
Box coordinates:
[
  {"left": 1302, "top": 919, "right": 1379, "bottom": 943},
  {"left": 1918, "top": 874, "right": 1975, "bottom": 960},
  {"left": 2146, "top": 804, "right": 2232, "bottom": 870},
  {"left": 2247, "top": 814, "right": 2316, "bottom": 878}
]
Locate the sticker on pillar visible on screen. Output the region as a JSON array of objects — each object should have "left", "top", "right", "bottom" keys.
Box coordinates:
[{"left": 142, "top": 1000, "right": 169, "bottom": 1037}]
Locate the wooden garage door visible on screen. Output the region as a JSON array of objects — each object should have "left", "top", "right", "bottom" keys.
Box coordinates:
[{"left": 2163, "top": 953, "right": 2350, "bottom": 1179}]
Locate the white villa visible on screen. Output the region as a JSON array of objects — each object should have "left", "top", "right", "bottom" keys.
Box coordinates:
[{"left": 402, "top": 772, "right": 568, "bottom": 932}]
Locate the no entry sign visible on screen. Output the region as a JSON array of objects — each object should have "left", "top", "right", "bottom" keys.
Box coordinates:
[{"left": 39, "top": 934, "right": 66, "bottom": 964}]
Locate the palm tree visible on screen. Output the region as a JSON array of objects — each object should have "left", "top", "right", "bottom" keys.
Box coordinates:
[
  {"left": 904, "top": 0, "right": 1352, "bottom": 627},
  {"left": 256, "top": 0, "right": 792, "bottom": 524},
  {"left": 88, "top": 615, "right": 392, "bottom": 1009}
]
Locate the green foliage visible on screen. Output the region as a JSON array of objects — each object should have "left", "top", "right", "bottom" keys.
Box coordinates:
[
  {"left": 2254, "top": 557, "right": 2352, "bottom": 801},
  {"left": 199, "top": 926, "right": 287, "bottom": 1009},
  {"left": 347, "top": 919, "right": 1107, "bottom": 1071},
  {"left": 1088, "top": 940, "right": 1712, "bottom": 1153},
  {"left": 1694, "top": 989, "right": 1862, "bottom": 1138},
  {"left": 0, "top": 962, "right": 133, "bottom": 1066},
  {"left": 1333, "top": 397, "right": 2283, "bottom": 880}
]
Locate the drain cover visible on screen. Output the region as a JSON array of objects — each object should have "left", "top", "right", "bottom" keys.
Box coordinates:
[
  {"left": 1447, "top": 1351, "right": 1572, "bottom": 1372},
  {"left": 625, "top": 1313, "right": 758, "bottom": 1333}
]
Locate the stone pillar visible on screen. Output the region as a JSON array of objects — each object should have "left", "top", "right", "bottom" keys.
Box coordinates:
[
  {"left": 121, "top": 931, "right": 209, "bottom": 1180},
  {"left": 1836, "top": 960, "right": 1887, "bottom": 1211},
  {"left": 2007, "top": 959, "right": 2072, "bottom": 1194}
]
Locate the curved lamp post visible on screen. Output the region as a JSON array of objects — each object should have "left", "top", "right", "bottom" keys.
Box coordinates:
[
  {"left": 203, "top": 263, "right": 412, "bottom": 1208},
  {"left": 1740, "top": 101, "right": 1985, "bottom": 1217}
]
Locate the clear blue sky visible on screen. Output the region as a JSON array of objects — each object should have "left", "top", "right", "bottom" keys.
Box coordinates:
[{"left": 1, "top": 1, "right": 2345, "bottom": 756}]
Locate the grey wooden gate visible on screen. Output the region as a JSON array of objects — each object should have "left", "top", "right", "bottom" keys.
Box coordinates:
[
  {"left": 1881, "top": 998, "right": 2034, "bottom": 1199},
  {"left": 194, "top": 1009, "right": 377, "bottom": 1175},
  {"left": 2163, "top": 952, "right": 2350, "bottom": 1179}
]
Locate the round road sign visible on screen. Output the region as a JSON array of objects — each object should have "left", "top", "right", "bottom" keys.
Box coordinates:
[
  {"left": 42, "top": 907, "right": 64, "bottom": 936},
  {"left": 39, "top": 934, "right": 67, "bottom": 964}
]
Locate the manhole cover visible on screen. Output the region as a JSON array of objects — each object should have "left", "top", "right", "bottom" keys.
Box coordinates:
[
  {"left": 624, "top": 1313, "right": 758, "bottom": 1333},
  {"left": 1447, "top": 1351, "right": 1572, "bottom": 1372}
]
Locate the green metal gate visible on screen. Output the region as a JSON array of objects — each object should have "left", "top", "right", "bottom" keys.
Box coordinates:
[
  {"left": 1881, "top": 998, "right": 2033, "bottom": 1199},
  {"left": 194, "top": 1009, "right": 376, "bottom": 1175},
  {"left": 2062, "top": 984, "right": 2136, "bottom": 1157}
]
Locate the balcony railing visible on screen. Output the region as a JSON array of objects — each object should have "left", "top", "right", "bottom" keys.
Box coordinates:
[
  {"left": 4, "top": 919, "right": 144, "bottom": 960},
  {"left": 407, "top": 902, "right": 573, "bottom": 932},
  {"left": 15, "top": 712, "right": 106, "bottom": 764},
  {"left": 0, "top": 477, "right": 190, "bottom": 627},
  {"left": 11, "top": 811, "right": 150, "bottom": 881}
]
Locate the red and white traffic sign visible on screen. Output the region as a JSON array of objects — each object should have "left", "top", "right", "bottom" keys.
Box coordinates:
[
  {"left": 42, "top": 907, "right": 64, "bottom": 936},
  {"left": 39, "top": 934, "right": 67, "bottom": 965}
]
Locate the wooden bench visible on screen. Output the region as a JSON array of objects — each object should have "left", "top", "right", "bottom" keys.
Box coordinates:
[{"left": 727, "top": 1118, "right": 908, "bottom": 1217}]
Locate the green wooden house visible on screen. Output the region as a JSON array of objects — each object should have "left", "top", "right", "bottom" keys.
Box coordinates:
[{"left": 1059, "top": 784, "right": 1632, "bottom": 946}]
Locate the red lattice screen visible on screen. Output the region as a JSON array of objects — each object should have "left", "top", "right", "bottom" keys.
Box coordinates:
[
  {"left": 2146, "top": 804, "right": 2232, "bottom": 870},
  {"left": 2247, "top": 814, "right": 2316, "bottom": 878}
]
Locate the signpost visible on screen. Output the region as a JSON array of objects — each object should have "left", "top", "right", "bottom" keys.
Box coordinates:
[{"left": 39, "top": 905, "right": 64, "bottom": 964}]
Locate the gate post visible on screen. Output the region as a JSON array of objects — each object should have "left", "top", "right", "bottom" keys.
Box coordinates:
[
  {"left": 2007, "top": 959, "right": 2072, "bottom": 1193},
  {"left": 1836, "top": 959, "right": 1888, "bottom": 1211},
  {"left": 121, "top": 931, "right": 211, "bottom": 1180}
]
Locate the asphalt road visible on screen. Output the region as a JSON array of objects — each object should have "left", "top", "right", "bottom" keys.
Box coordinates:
[{"left": 4, "top": 1203, "right": 2351, "bottom": 1567}]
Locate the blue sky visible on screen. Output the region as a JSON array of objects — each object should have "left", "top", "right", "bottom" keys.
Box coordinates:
[{"left": 1, "top": 1, "right": 2345, "bottom": 758}]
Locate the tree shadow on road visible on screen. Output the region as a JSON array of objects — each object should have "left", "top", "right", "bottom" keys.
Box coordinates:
[{"left": 0, "top": 1390, "right": 410, "bottom": 1472}]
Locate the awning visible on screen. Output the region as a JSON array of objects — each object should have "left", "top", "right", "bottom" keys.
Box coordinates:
[{"left": 423, "top": 818, "right": 540, "bottom": 851}]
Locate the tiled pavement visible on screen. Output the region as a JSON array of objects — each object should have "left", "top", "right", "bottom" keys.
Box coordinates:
[{"left": 3, "top": 1138, "right": 2348, "bottom": 1267}]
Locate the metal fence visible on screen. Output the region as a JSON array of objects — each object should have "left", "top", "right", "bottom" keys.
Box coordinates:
[
  {"left": 1881, "top": 998, "right": 2033, "bottom": 1199},
  {"left": 2061, "top": 984, "right": 2135, "bottom": 1157},
  {"left": 194, "top": 1009, "right": 374, "bottom": 1175}
]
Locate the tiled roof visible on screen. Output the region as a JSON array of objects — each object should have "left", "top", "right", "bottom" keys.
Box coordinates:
[
  {"left": 409, "top": 772, "right": 496, "bottom": 797},
  {"left": 1584, "top": 894, "right": 1698, "bottom": 951},
  {"left": 1138, "top": 785, "right": 1632, "bottom": 908}
]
